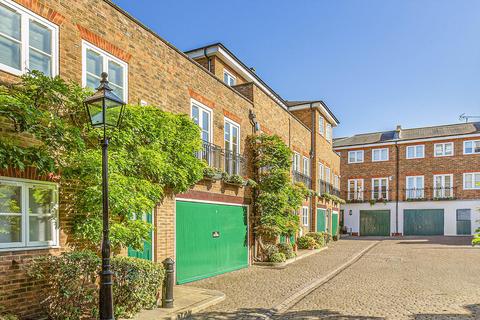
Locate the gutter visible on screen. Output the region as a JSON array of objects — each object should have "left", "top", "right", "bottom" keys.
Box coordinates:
[
  {"left": 310, "top": 103, "right": 315, "bottom": 232},
  {"left": 395, "top": 141, "right": 399, "bottom": 235}
]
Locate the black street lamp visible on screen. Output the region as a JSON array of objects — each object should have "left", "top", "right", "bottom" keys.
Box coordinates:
[{"left": 84, "top": 72, "right": 125, "bottom": 320}]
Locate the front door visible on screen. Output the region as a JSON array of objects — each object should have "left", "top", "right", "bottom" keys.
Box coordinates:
[
  {"left": 456, "top": 209, "right": 471, "bottom": 235},
  {"left": 127, "top": 212, "right": 153, "bottom": 260}
]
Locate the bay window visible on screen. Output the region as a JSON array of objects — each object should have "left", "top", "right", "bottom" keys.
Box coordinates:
[
  {"left": 0, "top": 178, "right": 58, "bottom": 249},
  {"left": 0, "top": 0, "right": 58, "bottom": 76}
]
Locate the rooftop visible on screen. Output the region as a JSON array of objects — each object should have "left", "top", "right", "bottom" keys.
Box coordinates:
[{"left": 333, "top": 122, "right": 480, "bottom": 148}]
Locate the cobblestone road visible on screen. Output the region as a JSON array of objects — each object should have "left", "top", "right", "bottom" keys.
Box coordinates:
[{"left": 188, "top": 237, "right": 480, "bottom": 319}]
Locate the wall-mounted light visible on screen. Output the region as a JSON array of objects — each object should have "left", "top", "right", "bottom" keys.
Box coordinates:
[{"left": 249, "top": 110, "right": 261, "bottom": 133}]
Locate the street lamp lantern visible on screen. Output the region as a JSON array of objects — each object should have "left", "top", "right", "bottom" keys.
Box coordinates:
[
  {"left": 84, "top": 72, "right": 125, "bottom": 129},
  {"left": 84, "top": 72, "right": 125, "bottom": 320}
]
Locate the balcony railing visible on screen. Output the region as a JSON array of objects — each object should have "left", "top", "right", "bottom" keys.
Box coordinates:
[
  {"left": 196, "top": 141, "right": 246, "bottom": 176},
  {"left": 403, "top": 187, "right": 456, "bottom": 201},
  {"left": 318, "top": 179, "right": 340, "bottom": 196},
  {"left": 343, "top": 189, "right": 392, "bottom": 202},
  {"left": 292, "top": 170, "right": 312, "bottom": 189}
]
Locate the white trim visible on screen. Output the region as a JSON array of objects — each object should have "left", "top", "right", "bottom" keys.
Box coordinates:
[
  {"left": 293, "top": 152, "right": 301, "bottom": 172},
  {"left": 0, "top": 0, "right": 59, "bottom": 77},
  {"left": 433, "top": 174, "right": 454, "bottom": 198},
  {"left": 302, "top": 206, "right": 309, "bottom": 226},
  {"left": 0, "top": 176, "right": 59, "bottom": 250},
  {"left": 347, "top": 178, "right": 364, "bottom": 201},
  {"left": 434, "top": 142, "right": 454, "bottom": 157},
  {"left": 334, "top": 133, "right": 480, "bottom": 150},
  {"left": 224, "top": 117, "right": 241, "bottom": 154},
  {"left": 191, "top": 98, "right": 213, "bottom": 143},
  {"left": 372, "top": 148, "right": 389, "bottom": 162},
  {"left": 348, "top": 150, "right": 364, "bottom": 164},
  {"left": 406, "top": 145, "right": 425, "bottom": 159},
  {"left": 302, "top": 156, "right": 310, "bottom": 176},
  {"left": 463, "top": 172, "right": 480, "bottom": 190},
  {"left": 371, "top": 177, "right": 389, "bottom": 200},
  {"left": 463, "top": 140, "right": 480, "bottom": 155},
  {"left": 223, "top": 69, "right": 236, "bottom": 86},
  {"left": 175, "top": 197, "right": 246, "bottom": 207},
  {"left": 405, "top": 175, "right": 424, "bottom": 199},
  {"left": 81, "top": 40, "right": 129, "bottom": 102}
]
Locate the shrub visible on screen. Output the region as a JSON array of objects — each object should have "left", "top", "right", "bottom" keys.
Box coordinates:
[
  {"left": 111, "top": 256, "right": 165, "bottom": 318},
  {"left": 269, "top": 252, "right": 287, "bottom": 263},
  {"left": 324, "top": 232, "right": 332, "bottom": 244},
  {"left": 28, "top": 250, "right": 100, "bottom": 320},
  {"left": 297, "top": 236, "right": 318, "bottom": 250},
  {"left": 263, "top": 243, "right": 279, "bottom": 260},
  {"left": 277, "top": 242, "right": 295, "bottom": 259},
  {"left": 333, "top": 234, "right": 340, "bottom": 241},
  {"left": 305, "top": 232, "right": 326, "bottom": 247},
  {"left": 28, "top": 250, "right": 165, "bottom": 320}
]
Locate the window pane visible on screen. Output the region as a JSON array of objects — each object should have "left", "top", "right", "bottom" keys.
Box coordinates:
[
  {"left": 357, "top": 151, "right": 363, "bottom": 161},
  {"left": 465, "top": 174, "right": 473, "bottom": 188},
  {"left": 445, "top": 143, "right": 453, "bottom": 155},
  {"left": 201, "top": 110, "right": 209, "bottom": 131},
  {"left": 86, "top": 74, "right": 101, "bottom": 91},
  {"left": 457, "top": 209, "right": 470, "bottom": 221},
  {"left": 110, "top": 83, "right": 124, "bottom": 101},
  {"left": 108, "top": 60, "right": 123, "bottom": 87},
  {"left": 407, "top": 147, "right": 414, "bottom": 158},
  {"left": 465, "top": 141, "right": 472, "bottom": 153},
  {"left": 223, "top": 72, "right": 228, "bottom": 84},
  {"left": 86, "top": 49, "right": 102, "bottom": 75},
  {"left": 0, "top": 35, "right": 20, "bottom": 69},
  {"left": 191, "top": 106, "right": 199, "bottom": 125},
  {"left": 0, "top": 4, "right": 20, "bottom": 40},
  {"left": 382, "top": 149, "right": 387, "bottom": 160},
  {"left": 29, "top": 187, "right": 54, "bottom": 214},
  {"left": 435, "top": 144, "right": 443, "bottom": 156},
  {"left": 0, "top": 215, "right": 21, "bottom": 243},
  {"left": 29, "top": 49, "right": 51, "bottom": 75},
  {"left": 29, "top": 215, "right": 53, "bottom": 242},
  {"left": 416, "top": 146, "right": 424, "bottom": 157},
  {"left": 474, "top": 141, "right": 480, "bottom": 153},
  {"left": 29, "top": 20, "right": 51, "bottom": 54},
  {"left": 0, "top": 184, "right": 22, "bottom": 213},
  {"left": 475, "top": 174, "right": 480, "bottom": 188}
]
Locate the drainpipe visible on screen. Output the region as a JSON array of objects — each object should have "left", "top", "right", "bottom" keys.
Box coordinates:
[
  {"left": 310, "top": 103, "right": 316, "bottom": 232},
  {"left": 203, "top": 48, "right": 212, "bottom": 73},
  {"left": 395, "top": 141, "right": 399, "bottom": 235}
]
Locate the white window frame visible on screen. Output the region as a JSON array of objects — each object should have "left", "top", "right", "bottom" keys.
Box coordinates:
[
  {"left": 223, "top": 69, "right": 236, "bottom": 86},
  {"left": 191, "top": 98, "right": 213, "bottom": 143},
  {"left": 318, "top": 163, "right": 324, "bottom": 181},
  {"left": 463, "top": 172, "right": 480, "bottom": 190},
  {"left": 224, "top": 117, "right": 240, "bottom": 154},
  {"left": 0, "top": 0, "right": 59, "bottom": 76},
  {"left": 434, "top": 174, "right": 454, "bottom": 198},
  {"left": 371, "top": 178, "right": 389, "bottom": 200},
  {"left": 0, "top": 177, "right": 59, "bottom": 250},
  {"left": 81, "top": 40, "right": 129, "bottom": 102},
  {"left": 302, "top": 156, "right": 310, "bottom": 176},
  {"left": 326, "top": 123, "right": 332, "bottom": 142},
  {"left": 372, "top": 148, "right": 389, "bottom": 162},
  {"left": 347, "top": 179, "right": 364, "bottom": 201},
  {"left": 348, "top": 150, "right": 364, "bottom": 164},
  {"left": 406, "top": 145, "right": 425, "bottom": 159},
  {"left": 318, "top": 116, "right": 325, "bottom": 136},
  {"left": 293, "top": 152, "right": 301, "bottom": 172},
  {"left": 302, "top": 206, "right": 309, "bottom": 226},
  {"left": 463, "top": 140, "right": 480, "bottom": 155},
  {"left": 434, "top": 142, "right": 454, "bottom": 157},
  {"left": 405, "top": 175, "right": 424, "bottom": 199}
]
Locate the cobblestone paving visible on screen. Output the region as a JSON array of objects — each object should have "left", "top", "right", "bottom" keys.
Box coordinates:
[
  {"left": 187, "top": 239, "right": 377, "bottom": 319},
  {"left": 187, "top": 237, "right": 480, "bottom": 320},
  {"left": 285, "top": 237, "right": 480, "bottom": 320}
]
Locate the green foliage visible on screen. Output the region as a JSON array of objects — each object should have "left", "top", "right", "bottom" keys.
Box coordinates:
[
  {"left": 297, "top": 235, "right": 319, "bottom": 250},
  {"left": 277, "top": 242, "right": 295, "bottom": 259},
  {"left": 28, "top": 251, "right": 100, "bottom": 320},
  {"left": 263, "top": 243, "right": 279, "bottom": 258},
  {"left": 249, "top": 134, "right": 310, "bottom": 246},
  {"left": 333, "top": 234, "right": 340, "bottom": 241},
  {"left": 203, "top": 166, "right": 221, "bottom": 179},
  {"left": 305, "top": 232, "right": 326, "bottom": 247},
  {"left": 269, "top": 252, "right": 286, "bottom": 263},
  {"left": 321, "top": 192, "right": 346, "bottom": 205},
  {"left": 0, "top": 306, "right": 18, "bottom": 320},
  {"left": 0, "top": 72, "right": 205, "bottom": 251},
  {"left": 28, "top": 251, "right": 164, "bottom": 319},
  {"left": 111, "top": 256, "right": 165, "bottom": 318},
  {"left": 473, "top": 229, "right": 480, "bottom": 246},
  {"left": 221, "top": 172, "right": 245, "bottom": 185}
]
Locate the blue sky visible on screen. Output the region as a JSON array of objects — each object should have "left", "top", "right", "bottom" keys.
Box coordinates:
[{"left": 113, "top": 0, "right": 480, "bottom": 137}]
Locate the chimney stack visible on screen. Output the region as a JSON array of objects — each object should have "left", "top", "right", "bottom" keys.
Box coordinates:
[{"left": 395, "top": 125, "right": 402, "bottom": 139}]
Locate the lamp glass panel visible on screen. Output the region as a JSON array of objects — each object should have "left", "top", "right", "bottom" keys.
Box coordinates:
[
  {"left": 105, "top": 98, "right": 123, "bottom": 127},
  {"left": 87, "top": 100, "right": 104, "bottom": 127}
]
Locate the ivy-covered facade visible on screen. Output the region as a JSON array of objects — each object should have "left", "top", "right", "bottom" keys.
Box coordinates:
[{"left": 0, "top": 0, "right": 341, "bottom": 317}]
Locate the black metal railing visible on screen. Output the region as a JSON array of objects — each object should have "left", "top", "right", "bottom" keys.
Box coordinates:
[
  {"left": 318, "top": 179, "right": 339, "bottom": 196},
  {"left": 343, "top": 189, "right": 393, "bottom": 202},
  {"left": 196, "top": 141, "right": 246, "bottom": 176},
  {"left": 292, "top": 170, "right": 312, "bottom": 188},
  {"left": 403, "top": 187, "right": 456, "bottom": 201}
]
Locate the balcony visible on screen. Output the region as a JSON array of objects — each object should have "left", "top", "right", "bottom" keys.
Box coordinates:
[
  {"left": 292, "top": 170, "right": 312, "bottom": 189},
  {"left": 404, "top": 187, "right": 456, "bottom": 201},
  {"left": 196, "top": 141, "right": 246, "bottom": 176},
  {"left": 343, "top": 189, "right": 392, "bottom": 203},
  {"left": 318, "top": 179, "right": 340, "bottom": 196}
]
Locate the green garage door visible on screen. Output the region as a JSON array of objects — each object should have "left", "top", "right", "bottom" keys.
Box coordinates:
[
  {"left": 176, "top": 201, "right": 248, "bottom": 284},
  {"left": 316, "top": 209, "right": 326, "bottom": 232},
  {"left": 360, "top": 210, "right": 390, "bottom": 236},
  {"left": 404, "top": 209, "right": 444, "bottom": 236},
  {"left": 332, "top": 211, "right": 339, "bottom": 236},
  {"left": 128, "top": 212, "right": 153, "bottom": 261}
]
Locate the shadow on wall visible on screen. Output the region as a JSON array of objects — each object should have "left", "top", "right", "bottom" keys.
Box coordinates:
[
  {"left": 341, "top": 235, "right": 474, "bottom": 246},
  {"left": 183, "top": 304, "right": 480, "bottom": 319}
]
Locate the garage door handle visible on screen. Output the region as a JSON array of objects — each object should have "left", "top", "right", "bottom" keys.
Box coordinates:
[{"left": 212, "top": 231, "right": 220, "bottom": 238}]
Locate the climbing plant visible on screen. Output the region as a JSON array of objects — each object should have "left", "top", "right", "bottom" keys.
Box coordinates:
[
  {"left": 0, "top": 71, "right": 205, "bottom": 252},
  {"left": 248, "top": 134, "right": 309, "bottom": 260}
]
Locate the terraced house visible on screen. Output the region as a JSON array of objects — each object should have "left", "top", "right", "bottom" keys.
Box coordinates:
[
  {"left": 0, "top": 0, "right": 340, "bottom": 317},
  {"left": 334, "top": 123, "right": 480, "bottom": 237}
]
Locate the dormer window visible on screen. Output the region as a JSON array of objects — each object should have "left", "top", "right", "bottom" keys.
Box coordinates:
[{"left": 223, "top": 69, "right": 236, "bottom": 86}]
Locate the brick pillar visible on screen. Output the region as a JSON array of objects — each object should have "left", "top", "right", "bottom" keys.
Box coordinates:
[{"left": 155, "top": 194, "right": 175, "bottom": 263}]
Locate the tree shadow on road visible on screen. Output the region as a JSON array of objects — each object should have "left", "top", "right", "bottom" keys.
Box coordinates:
[
  {"left": 183, "top": 308, "right": 384, "bottom": 319},
  {"left": 413, "top": 304, "right": 480, "bottom": 319}
]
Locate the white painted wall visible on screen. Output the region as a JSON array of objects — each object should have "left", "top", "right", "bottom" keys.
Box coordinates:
[{"left": 343, "top": 200, "right": 480, "bottom": 236}]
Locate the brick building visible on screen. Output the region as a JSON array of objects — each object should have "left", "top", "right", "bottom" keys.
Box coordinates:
[
  {"left": 0, "top": 0, "right": 340, "bottom": 317},
  {"left": 334, "top": 123, "right": 480, "bottom": 237}
]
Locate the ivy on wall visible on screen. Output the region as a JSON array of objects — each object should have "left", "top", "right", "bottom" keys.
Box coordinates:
[
  {"left": 0, "top": 72, "right": 205, "bottom": 252},
  {"left": 248, "top": 134, "right": 309, "bottom": 260}
]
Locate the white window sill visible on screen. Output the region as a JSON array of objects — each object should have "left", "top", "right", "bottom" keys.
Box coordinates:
[{"left": 0, "top": 245, "right": 60, "bottom": 253}]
